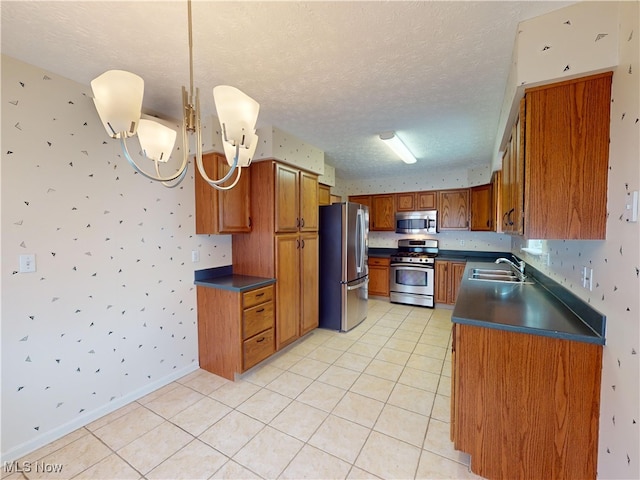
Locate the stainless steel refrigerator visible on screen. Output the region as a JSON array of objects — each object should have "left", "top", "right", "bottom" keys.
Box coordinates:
[{"left": 319, "top": 202, "right": 369, "bottom": 332}]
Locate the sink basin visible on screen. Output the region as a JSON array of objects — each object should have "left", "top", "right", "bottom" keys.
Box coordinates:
[
  {"left": 471, "top": 268, "right": 515, "bottom": 276},
  {"left": 469, "top": 268, "right": 533, "bottom": 284}
]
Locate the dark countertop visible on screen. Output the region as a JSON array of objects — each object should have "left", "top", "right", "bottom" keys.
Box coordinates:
[
  {"left": 452, "top": 261, "right": 605, "bottom": 345},
  {"left": 368, "top": 247, "right": 509, "bottom": 262},
  {"left": 194, "top": 266, "right": 275, "bottom": 292}
]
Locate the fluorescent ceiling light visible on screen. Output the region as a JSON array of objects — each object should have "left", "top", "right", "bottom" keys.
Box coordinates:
[{"left": 379, "top": 132, "right": 417, "bottom": 164}]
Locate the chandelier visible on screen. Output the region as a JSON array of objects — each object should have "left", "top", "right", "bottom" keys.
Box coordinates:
[{"left": 90, "top": 0, "right": 260, "bottom": 189}]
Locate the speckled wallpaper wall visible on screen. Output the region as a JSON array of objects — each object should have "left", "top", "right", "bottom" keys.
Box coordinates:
[
  {"left": 510, "top": 3, "right": 639, "bottom": 478},
  {"left": 1, "top": 55, "right": 233, "bottom": 460}
]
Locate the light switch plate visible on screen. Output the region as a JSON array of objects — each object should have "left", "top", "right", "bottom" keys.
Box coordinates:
[{"left": 19, "top": 254, "right": 36, "bottom": 273}]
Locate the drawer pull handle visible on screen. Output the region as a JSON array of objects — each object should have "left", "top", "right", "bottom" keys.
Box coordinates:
[
  {"left": 256, "top": 337, "right": 265, "bottom": 343},
  {"left": 255, "top": 292, "right": 265, "bottom": 297},
  {"left": 256, "top": 308, "right": 265, "bottom": 313}
]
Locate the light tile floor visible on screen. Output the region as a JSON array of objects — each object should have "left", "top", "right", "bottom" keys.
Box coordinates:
[{"left": 6, "top": 300, "right": 485, "bottom": 480}]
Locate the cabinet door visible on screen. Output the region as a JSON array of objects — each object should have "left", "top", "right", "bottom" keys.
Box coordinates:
[
  {"left": 434, "top": 261, "right": 449, "bottom": 304},
  {"left": 417, "top": 191, "right": 437, "bottom": 210},
  {"left": 491, "top": 171, "right": 502, "bottom": 234},
  {"left": 195, "top": 152, "right": 251, "bottom": 234},
  {"left": 396, "top": 192, "right": 416, "bottom": 212},
  {"left": 300, "top": 172, "right": 319, "bottom": 232},
  {"left": 319, "top": 184, "right": 331, "bottom": 206},
  {"left": 470, "top": 184, "right": 493, "bottom": 231},
  {"left": 371, "top": 194, "right": 395, "bottom": 231},
  {"left": 450, "top": 262, "right": 466, "bottom": 304},
  {"left": 438, "top": 189, "right": 470, "bottom": 230},
  {"left": 275, "top": 164, "right": 300, "bottom": 233},
  {"left": 513, "top": 98, "right": 525, "bottom": 235},
  {"left": 300, "top": 233, "right": 319, "bottom": 336},
  {"left": 501, "top": 145, "right": 512, "bottom": 232},
  {"left": 368, "top": 266, "right": 390, "bottom": 297},
  {"left": 275, "top": 234, "right": 300, "bottom": 349},
  {"left": 349, "top": 195, "right": 371, "bottom": 208}
]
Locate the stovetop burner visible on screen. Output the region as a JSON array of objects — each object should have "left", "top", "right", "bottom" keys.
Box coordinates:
[{"left": 391, "top": 239, "right": 439, "bottom": 264}]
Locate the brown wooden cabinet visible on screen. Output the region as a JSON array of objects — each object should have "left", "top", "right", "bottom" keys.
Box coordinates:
[
  {"left": 368, "top": 257, "right": 390, "bottom": 297},
  {"left": 417, "top": 191, "right": 437, "bottom": 210},
  {"left": 437, "top": 189, "right": 469, "bottom": 231},
  {"left": 501, "top": 72, "right": 612, "bottom": 239},
  {"left": 319, "top": 184, "right": 331, "bottom": 206},
  {"left": 370, "top": 194, "right": 395, "bottom": 231},
  {"left": 491, "top": 170, "right": 502, "bottom": 233},
  {"left": 233, "top": 161, "right": 319, "bottom": 351},
  {"left": 395, "top": 191, "right": 436, "bottom": 211},
  {"left": 501, "top": 99, "right": 525, "bottom": 235},
  {"left": 348, "top": 195, "right": 371, "bottom": 208},
  {"left": 452, "top": 323, "right": 602, "bottom": 480},
  {"left": 195, "top": 152, "right": 251, "bottom": 234},
  {"left": 470, "top": 183, "right": 493, "bottom": 231},
  {"left": 523, "top": 72, "right": 611, "bottom": 239},
  {"left": 395, "top": 192, "right": 416, "bottom": 212},
  {"left": 197, "top": 284, "right": 275, "bottom": 380},
  {"left": 275, "top": 164, "right": 318, "bottom": 233},
  {"left": 348, "top": 194, "right": 395, "bottom": 231},
  {"left": 435, "top": 260, "right": 466, "bottom": 305}
]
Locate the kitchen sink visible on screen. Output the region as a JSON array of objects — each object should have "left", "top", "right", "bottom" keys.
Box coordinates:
[{"left": 469, "top": 268, "right": 533, "bottom": 284}]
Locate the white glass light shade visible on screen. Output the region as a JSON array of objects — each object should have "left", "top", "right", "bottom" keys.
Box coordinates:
[
  {"left": 91, "top": 70, "right": 144, "bottom": 139},
  {"left": 137, "top": 118, "right": 177, "bottom": 163},
  {"left": 379, "top": 132, "right": 417, "bottom": 164},
  {"left": 213, "top": 85, "right": 259, "bottom": 147},
  {"left": 223, "top": 131, "right": 258, "bottom": 167}
]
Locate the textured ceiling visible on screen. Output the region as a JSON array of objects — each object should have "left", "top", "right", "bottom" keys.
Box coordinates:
[{"left": 1, "top": 1, "right": 573, "bottom": 180}]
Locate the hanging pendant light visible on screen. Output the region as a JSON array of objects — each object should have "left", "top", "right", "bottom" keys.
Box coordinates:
[{"left": 90, "top": 0, "right": 260, "bottom": 189}]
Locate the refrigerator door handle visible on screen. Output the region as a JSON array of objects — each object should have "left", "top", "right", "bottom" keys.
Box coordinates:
[
  {"left": 346, "top": 277, "right": 368, "bottom": 291},
  {"left": 355, "top": 209, "right": 364, "bottom": 274}
]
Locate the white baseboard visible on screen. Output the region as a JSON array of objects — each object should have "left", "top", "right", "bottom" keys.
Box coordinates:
[{"left": 1, "top": 363, "right": 200, "bottom": 463}]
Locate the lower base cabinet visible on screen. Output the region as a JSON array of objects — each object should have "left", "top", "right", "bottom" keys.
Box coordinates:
[
  {"left": 368, "top": 257, "right": 390, "bottom": 297},
  {"left": 197, "top": 284, "right": 275, "bottom": 380},
  {"left": 435, "top": 260, "right": 466, "bottom": 304},
  {"left": 451, "top": 323, "right": 602, "bottom": 480}
]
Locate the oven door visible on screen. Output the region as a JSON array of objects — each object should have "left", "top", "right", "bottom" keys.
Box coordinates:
[{"left": 389, "top": 264, "right": 434, "bottom": 295}]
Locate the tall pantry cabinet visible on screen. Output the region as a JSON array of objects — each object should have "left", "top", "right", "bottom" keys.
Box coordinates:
[{"left": 233, "top": 161, "right": 319, "bottom": 350}]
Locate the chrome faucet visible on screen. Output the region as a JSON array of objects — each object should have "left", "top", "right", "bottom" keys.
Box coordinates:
[{"left": 495, "top": 255, "right": 525, "bottom": 274}]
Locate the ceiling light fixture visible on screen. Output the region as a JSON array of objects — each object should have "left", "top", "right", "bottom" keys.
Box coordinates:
[
  {"left": 379, "top": 132, "right": 417, "bottom": 164},
  {"left": 91, "top": 0, "right": 259, "bottom": 189}
]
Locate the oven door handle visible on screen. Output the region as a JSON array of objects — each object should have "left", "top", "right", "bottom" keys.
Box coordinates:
[{"left": 390, "top": 264, "right": 434, "bottom": 270}]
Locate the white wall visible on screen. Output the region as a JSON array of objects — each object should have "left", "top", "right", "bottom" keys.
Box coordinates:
[
  {"left": 0, "top": 55, "right": 232, "bottom": 461},
  {"left": 508, "top": 3, "right": 639, "bottom": 478}
]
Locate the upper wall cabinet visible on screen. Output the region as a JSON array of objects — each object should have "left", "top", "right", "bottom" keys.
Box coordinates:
[
  {"left": 348, "top": 194, "right": 395, "bottom": 231},
  {"left": 195, "top": 152, "right": 252, "bottom": 234},
  {"left": 523, "top": 72, "right": 612, "bottom": 239},
  {"left": 396, "top": 191, "right": 437, "bottom": 212},
  {"left": 275, "top": 164, "right": 319, "bottom": 233},
  {"left": 470, "top": 183, "right": 493, "bottom": 231},
  {"left": 438, "top": 189, "right": 470, "bottom": 231}
]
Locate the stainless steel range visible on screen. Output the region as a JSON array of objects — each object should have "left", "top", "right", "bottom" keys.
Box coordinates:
[{"left": 389, "top": 239, "right": 439, "bottom": 307}]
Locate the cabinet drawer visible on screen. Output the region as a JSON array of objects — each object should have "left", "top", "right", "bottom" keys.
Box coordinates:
[
  {"left": 243, "top": 302, "right": 274, "bottom": 340},
  {"left": 243, "top": 328, "right": 275, "bottom": 370},
  {"left": 368, "top": 257, "right": 390, "bottom": 267},
  {"left": 242, "top": 285, "right": 274, "bottom": 309}
]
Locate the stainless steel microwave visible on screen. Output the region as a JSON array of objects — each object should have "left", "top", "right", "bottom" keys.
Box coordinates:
[{"left": 395, "top": 210, "right": 438, "bottom": 234}]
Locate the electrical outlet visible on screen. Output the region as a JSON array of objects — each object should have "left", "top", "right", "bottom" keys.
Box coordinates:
[
  {"left": 191, "top": 250, "right": 200, "bottom": 263},
  {"left": 459, "top": 239, "right": 465, "bottom": 247}
]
